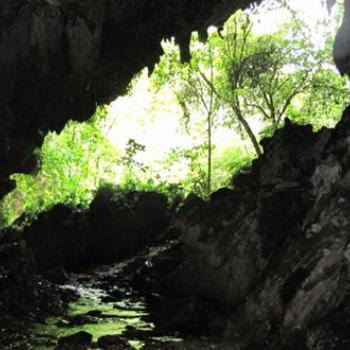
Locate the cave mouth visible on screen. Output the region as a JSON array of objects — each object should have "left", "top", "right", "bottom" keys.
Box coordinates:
[
  {"left": 0, "top": 0, "right": 346, "bottom": 231},
  {"left": 1, "top": 1, "right": 350, "bottom": 349}
]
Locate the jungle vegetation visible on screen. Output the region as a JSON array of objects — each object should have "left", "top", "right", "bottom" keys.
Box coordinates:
[{"left": 0, "top": 0, "right": 348, "bottom": 227}]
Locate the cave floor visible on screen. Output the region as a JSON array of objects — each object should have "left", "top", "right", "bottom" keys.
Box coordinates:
[{"left": 26, "top": 241, "right": 233, "bottom": 350}]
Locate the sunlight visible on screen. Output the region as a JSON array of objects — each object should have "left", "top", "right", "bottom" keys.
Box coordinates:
[
  {"left": 255, "top": 0, "right": 335, "bottom": 58},
  {"left": 102, "top": 0, "right": 343, "bottom": 187},
  {"left": 108, "top": 70, "right": 192, "bottom": 162},
  {"left": 1, "top": 1, "right": 348, "bottom": 347},
  {"left": 107, "top": 1, "right": 336, "bottom": 153},
  {"left": 253, "top": 0, "right": 334, "bottom": 43}
]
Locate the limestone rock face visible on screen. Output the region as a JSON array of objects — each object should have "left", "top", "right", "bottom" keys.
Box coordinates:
[
  {"left": 173, "top": 120, "right": 331, "bottom": 303},
  {"left": 172, "top": 112, "right": 350, "bottom": 348},
  {"left": 0, "top": 0, "right": 258, "bottom": 197}
]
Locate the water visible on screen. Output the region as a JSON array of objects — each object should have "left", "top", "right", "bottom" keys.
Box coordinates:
[
  {"left": 29, "top": 242, "right": 183, "bottom": 349},
  {"left": 31, "top": 296, "right": 150, "bottom": 349}
]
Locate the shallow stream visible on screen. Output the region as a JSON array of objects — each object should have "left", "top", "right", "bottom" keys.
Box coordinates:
[{"left": 28, "top": 243, "right": 183, "bottom": 349}]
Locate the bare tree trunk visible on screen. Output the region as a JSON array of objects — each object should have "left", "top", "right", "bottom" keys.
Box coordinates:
[{"left": 235, "top": 109, "right": 262, "bottom": 157}]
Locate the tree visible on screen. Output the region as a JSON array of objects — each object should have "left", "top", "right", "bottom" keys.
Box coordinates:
[
  {"left": 281, "top": 0, "right": 349, "bottom": 130},
  {"left": 153, "top": 36, "right": 221, "bottom": 195},
  {"left": 119, "top": 138, "right": 146, "bottom": 188},
  {"left": 155, "top": 3, "right": 349, "bottom": 158},
  {"left": 216, "top": 10, "right": 346, "bottom": 154}
]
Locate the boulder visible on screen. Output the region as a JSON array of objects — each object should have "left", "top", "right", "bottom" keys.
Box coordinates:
[
  {"left": 21, "top": 189, "right": 170, "bottom": 270},
  {"left": 88, "top": 187, "right": 169, "bottom": 263},
  {"left": 55, "top": 331, "right": 93, "bottom": 350},
  {"left": 97, "top": 335, "right": 132, "bottom": 349},
  {"left": 22, "top": 204, "right": 94, "bottom": 271}
]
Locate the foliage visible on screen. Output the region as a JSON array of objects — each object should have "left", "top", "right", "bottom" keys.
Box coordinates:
[
  {"left": 221, "top": 10, "right": 347, "bottom": 148},
  {"left": 119, "top": 138, "right": 146, "bottom": 188},
  {"left": 152, "top": 36, "right": 221, "bottom": 195},
  {"left": 153, "top": 2, "right": 349, "bottom": 157},
  {"left": 160, "top": 145, "right": 209, "bottom": 197},
  {"left": 213, "top": 146, "right": 254, "bottom": 188},
  {"left": 0, "top": 107, "right": 119, "bottom": 228}
]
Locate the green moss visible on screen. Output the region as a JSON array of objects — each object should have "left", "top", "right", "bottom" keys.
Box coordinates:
[{"left": 31, "top": 297, "right": 153, "bottom": 349}]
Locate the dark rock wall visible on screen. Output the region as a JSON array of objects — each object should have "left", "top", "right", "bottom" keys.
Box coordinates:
[
  {"left": 0, "top": 239, "right": 36, "bottom": 313},
  {"left": 0, "top": 0, "right": 259, "bottom": 197},
  {"left": 21, "top": 189, "right": 169, "bottom": 270},
  {"left": 172, "top": 120, "right": 330, "bottom": 302},
  {"left": 172, "top": 113, "right": 350, "bottom": 348},
  {"left": 333, "top": 0, "right": 350, "bottom": 75}
]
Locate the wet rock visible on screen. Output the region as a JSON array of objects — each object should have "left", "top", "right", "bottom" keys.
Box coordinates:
[
  {"left": 97, "top": 334, "right": 132, "bottom": 349},
  {"left": 122, "top": 241, "right": 183, "bottom": 296},
  {"left": 142, "top": 339, "right": 239, "bottom": 350},
  {"left": 56, "top": 331, "right": 92, "bottom": 350},
  {"left": 101, "top": 295, "right": 121, "bottom": 303},
  {"left": 86, "top": 309, "right": 103, "bottom": 317},
  {"left": 44, "top": 266, "right": 69, "bottom": 285},
  {"left": 57, "top": 314, "right": 96, "bottom": 327},
  {"left": 0, "top": 229, "right": 80, "bottom": 348},
  {"left": 145, "top": 296, "right": 227, "bottom": 336}
]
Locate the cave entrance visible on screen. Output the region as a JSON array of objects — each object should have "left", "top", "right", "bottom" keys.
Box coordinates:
[
  {"left": 1, "top": 1, "right": 349, "bottom": 349},
  {"left": 0, "top": 0, "right": 346, "bottom": 230}
]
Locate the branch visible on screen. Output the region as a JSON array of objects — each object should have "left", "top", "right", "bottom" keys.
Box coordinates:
[
  {"left": 246, "top": 102, "right": 270, "bottom": 120},
  {"left": 247, "top": 103, "right": 269, "bottom": 119},
  {"left": 197, "top": 69, "right": 221, "bottom": 99}
]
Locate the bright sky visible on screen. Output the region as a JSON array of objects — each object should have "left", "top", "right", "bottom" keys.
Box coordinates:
[{"left": 253, "top": 0, "right": 336, "bottom": 40}]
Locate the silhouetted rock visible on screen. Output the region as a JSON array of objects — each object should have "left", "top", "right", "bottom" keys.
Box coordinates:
[
  {"left": 89, "top": 188, "right": 170, "bottom": 263},
  {"left": 56, "top": 331, "right": 92, "bottom": 350},
  {"left": 44, "top": 266, "right": 69, "bottom": 285},
  {"left": 97, "top": 334, "right": 132, "bottom": 349},
  {"left": 20, "top": 189, "right": 170, "bottom": 270},
  {"left": 23, "top": 204, "right": 93, "bottom": 271},
  {"left": 0, "top": 238, "right": 36, "bottom": 313}
]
